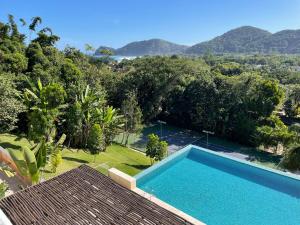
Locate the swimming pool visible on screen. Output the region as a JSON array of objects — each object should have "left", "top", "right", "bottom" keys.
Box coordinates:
[{"left": 135, "top": 145, "right": 300, "bottom": 225}]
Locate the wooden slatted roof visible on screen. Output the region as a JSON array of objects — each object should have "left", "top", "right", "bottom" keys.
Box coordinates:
[{"left": 0, "top": 165, "right": 194, "bottom": 225}]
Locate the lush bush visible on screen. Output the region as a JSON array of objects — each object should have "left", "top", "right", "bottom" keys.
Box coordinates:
[
  {"left": 281, "top": 146, "right": 300, "bottom": 171},
  {"left": 146, "top": 133, "right": 168, "bottom": 164},
  {"left": 88, "top": 124, "right": 103, "bottom": 153}
]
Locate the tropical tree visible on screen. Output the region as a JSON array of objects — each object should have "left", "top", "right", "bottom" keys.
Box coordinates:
[
  {"left": 284, "top": 85, "right": 300, "bottom": 118},
  {"left": 24, "top": 78, "right": 66, "bottom": 142},
  {"left": 281, "top": 145, "right": 300, "bottom": 171},
  {"left": 49, "top": 134, "right": 66, "bottom": 172},
  {"left": 254, "top": 115, "right": 296, "bottom": 153},
  {"left": 289, "top": 124, "right": 300, "bottom": 143},
  {"left": 84, "top": 43, "right": 95, "bottom": 55},
  {"left": 8, "top": 134, "right": 66, "bottom": 183},
  {"left": 121, "top": 91, "right": 143, "bottom": 145},
  {"left": 29, "top": 16, "right": 42, "bottom": 40},
  {"left": 65, "top": 101, "right": 83, "bottom": 147},
  {"left": 0, "top": 73, "right": 25, "bottom": 132},
  {"left": 87, "top": 123, "right": 104, "bottom": 162},
  {"left": 96, "top": 106, "right": 124, "bottom": 150},
  {"left": 146, "top": 133, "right": 168, "bottom": 165},
  {"left": 77, "top": 85, "right": 105, "bottom": 147},
  {"left": 99, "top": 49, "right": 113, "bottom": 56},
  {"left": 32, "top": 27, "right": 60, "bottom": 48}
]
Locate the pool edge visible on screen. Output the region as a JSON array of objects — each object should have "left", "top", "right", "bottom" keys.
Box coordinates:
[{"left": 136, "top": 144, "right": 300, "bottom": 182}]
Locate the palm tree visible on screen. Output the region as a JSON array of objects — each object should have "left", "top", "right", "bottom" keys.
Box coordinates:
[
  {"left": 19, "top": 18, "right": 26, "bottom": 27},
  {"left": 29, "top": 16, "right": 42, "bottom": 40},
  {"left": 84, "top": 43, "right": 95, "bottom": 55}
]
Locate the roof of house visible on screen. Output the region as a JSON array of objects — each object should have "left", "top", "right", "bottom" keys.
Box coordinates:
[{"left": 0, "top": 165, "right": 194, "bottom": 225}]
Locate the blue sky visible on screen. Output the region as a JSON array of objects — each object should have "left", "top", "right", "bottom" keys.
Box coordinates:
[{"left": 1, "top": 0, "right": 300, "bottom": 50}]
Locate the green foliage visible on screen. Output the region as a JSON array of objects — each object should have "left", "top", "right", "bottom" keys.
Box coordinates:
[
  {"left": 8, "top": 133, "right": 66, "bottom": 183},
  {"left": 65, "top": 101, "right": 82, "bottom": 146},
  {"left": 254, "top": 115, "right": 296, "bottom": 152},
  {"left": 29, "top": 16, "right": 42, "bottom": 32},
  {"left": 281, "top": 146, "right": 300, "bottom": 171},
  {"left": 8, "top": 146, "right": 40, "bottom": 184},
  {"left": 146, "top": 133, "right": 168, "bottom": 164},
  {"left": 25, "top": 79, "right": 66, "bottom": 142},
  {"left": 120, "top": 56, "right": 206, "bottom": 121},
  {"left": 99, "top": 49, "right": 113, "bottom": 56},
  {"left": 84, "top": 44, "right": 95, "bottom": 54},
  {"left": 32, "top": 29, "right": 60, "bottom": 48},
  {"left": 61, "top": 58, "right": 83, "bottom": 84},
  {"left": 284, "top": 85, "right": 300, "bottom": 118},
  {"left": 249, "top": 79, "right": 284, "bottom": 117},
  {"left": 2, "top": 52, "right": 28, "bottom": 73},
  {"left": 289, "top": 124, "right": 300, "bottom": 143},
  {"left": 87, "top": 124, "right": 103, "bottom": 154},
  {"left": 214, "top": 62, "right": 242, "bottom": 76},
  {"left": 121, "top": 91, "right": 143, "bottom": 145},
  {"left": 0, "top": 182, "right": 8, "bottom": 199},
  {"left": 0, "top": 73, "right": 25, "bottom": 132},
  {"left": 186, "top": 26, "right": 300, "bottom": 54},
  {"left": 50, "top": 150, "right": 62, "bottom": 173},
  {"left": 96, "top": 106, "right": 124, "bottom": 150},
  {"left": 40, "top": 83, "right": 66, "bottom": 109}
]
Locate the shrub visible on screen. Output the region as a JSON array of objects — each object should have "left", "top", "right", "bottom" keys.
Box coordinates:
[
  {"left": 281, "top": 146, "right": 300, "bottom": 171},
  {"left": 146, "top": 133, "right": 168, "bottom": 164},
  {"left": 88, "top": 124, "right": 103, "bottom": 153}
]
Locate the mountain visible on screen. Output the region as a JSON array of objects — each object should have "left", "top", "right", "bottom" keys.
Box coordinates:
[
  {"left": 95, "top": 46, "right": 116, "bottom": 55},
  {"left": 95, "top": 39, "right": 188, "bottom": 56},
  {"left": 116, "top": 39, "right": 188, "bottom": 56},
  {"left": 185, "top": 26, "right": 272, "bottom": 54},
  {"left": 95, "top": 26, "right": 300, "bottom": 56},
  {"left": 250, "top": 29, "right": 300, "bottom": 54}
]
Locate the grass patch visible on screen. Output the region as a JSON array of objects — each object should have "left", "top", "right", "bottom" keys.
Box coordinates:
[
  {"left": 43, "top": 144, "right": 151, "bottom": 180},
  {"left": 0, "top": 133, "right": 151, "bottom": 180},
  {"left": 0, "top": 133, "right": 31, "bottom": 150}
]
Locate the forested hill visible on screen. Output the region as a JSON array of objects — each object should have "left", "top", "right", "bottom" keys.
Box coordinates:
[
  {"left": 187, "top": 26, "right": 300, "bottom": 54},
  {"left": 96, "top": 26, "right": 300, "bottom": 55},
  {"left": 95, "top": 39, "right": 188, "bottom": 56},
  {"left": 186, "top": 26, "right": 272, "bottom": 54}
]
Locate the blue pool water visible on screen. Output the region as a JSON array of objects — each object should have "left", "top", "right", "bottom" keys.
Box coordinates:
[{"left": 136, "top": 146, "right": 300, "bottom": 225}]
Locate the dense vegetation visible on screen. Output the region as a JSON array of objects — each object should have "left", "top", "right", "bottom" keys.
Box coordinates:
[
  {"left": 96, "top": 26, "right": 300, "bottom": 56},
  {"left": 0, "top": 15, "right": 300, "bottom": 176}
]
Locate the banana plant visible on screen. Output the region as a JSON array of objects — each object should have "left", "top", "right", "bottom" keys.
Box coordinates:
[
  {"left": 8, "top": 146, "right": 39, "bottom": 184},
  {"left": 7, "top": 134, "right": 66, "bottom": 184},
  {"left": 96, "top": 106, "right": 124, "bottom": 150}
]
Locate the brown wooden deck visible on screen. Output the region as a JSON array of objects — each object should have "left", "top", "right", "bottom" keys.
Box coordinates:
[{"left": 0, "top": 165, "right": 194, "bottom": 225}]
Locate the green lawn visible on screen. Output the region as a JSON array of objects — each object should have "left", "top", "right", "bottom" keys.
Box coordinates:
[
  {"left": 0, "top": 133, "right": 32, "bottom": 150},
  {"left": 43, "top": 144, "right": 151, "bottom": 179},
  {"left": 0, "top": 133, "right": 151, "bottom": 180}
]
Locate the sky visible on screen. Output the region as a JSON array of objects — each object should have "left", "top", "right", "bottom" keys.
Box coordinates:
[{"left": 1, "top": 0, "right": 300, "bottom": 50}]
